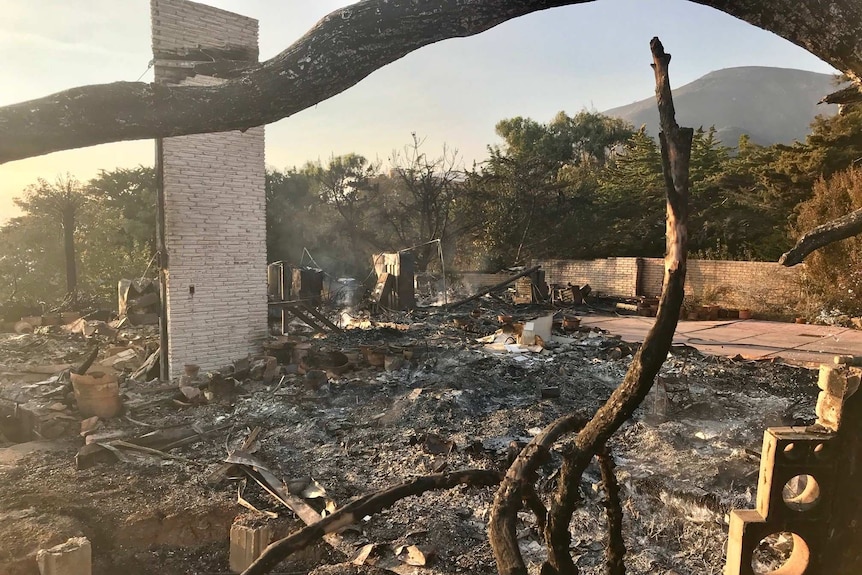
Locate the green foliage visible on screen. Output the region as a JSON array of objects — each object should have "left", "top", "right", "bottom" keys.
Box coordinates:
[
  {"left": 0, "top": 216, "right": 66, "bottom": 302},
  {"left": 5, "top": 102, "right": 860, "bottom": 307},
  {"left": 596, "top": 127, "right": 666, "bottom": 256},
  {"left": 266, "top": 166, "right": 370, "bottom": 277},
  {"left": 794, "top": 167, "right": 862, "bottom": 315},
  {"left": 1, "top": 168, "right": 156, "bottom": 308},
  {"left": 267, "top": 139, "right": 472, "bottom": 277},
  {"left": 461, "top": 110, "right": 632, "bottom": 266},
  {"left": 87, "top": 166, "right": 157, "bottom": 252}
]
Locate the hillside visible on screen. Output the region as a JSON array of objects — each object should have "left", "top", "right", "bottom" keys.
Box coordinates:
[{"left": 604, "top": 66, "right": 840, "bottom": 146}]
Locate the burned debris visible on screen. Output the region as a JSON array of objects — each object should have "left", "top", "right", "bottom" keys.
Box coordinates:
[{"left": 3, "top": 265, "right": 856, "bottom": 575}]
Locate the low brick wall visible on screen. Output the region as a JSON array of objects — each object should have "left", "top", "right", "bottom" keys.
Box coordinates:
[
  {"left": 540, "top": 258, "right": 640, "bottom": 298},
  {"left": 535, "top": 257, "right": 803, "bottom": 310}
]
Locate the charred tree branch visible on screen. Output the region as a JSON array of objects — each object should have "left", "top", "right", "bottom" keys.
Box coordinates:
[
  {"left": 489, "top": 413, "right": 588, "bottom": 575},
  {"left": 1, "top": 0, "right": 861, "bottom": 164},
  {"left": 241, "top": 468, "right": 502, "bottom": 575},
  {"left": 0, "top": 0, "right": 590, "bottom": 164},
  {"left": 598, "top": 445, "right": 625, "bottom": 575},
  {"left": 779, "top": 207, "right": 862, "bottom": 266},
  {"left": 542, "top": 37, "right": 691, "bottom": 575}
]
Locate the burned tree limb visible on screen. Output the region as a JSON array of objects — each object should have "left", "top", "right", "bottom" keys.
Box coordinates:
[
  {"left": 542, "top": 37, "right": 691, "bottom": 575},
  {"left": 445, "top": 265, "right": 541, "bottom": 309},
  {"left": 522, "top": 483, "right": 549, "bottom": 533},
  {"left": 597, "top": 446, "right": 625, "bottom": 575},
  {"left": 489, "top": 414, "right": 588, "bottom": 575},
  {"left": 242, "top": 468, "right": 502, "bottom": 575},
  {"left": 1, "top": 0, "right": 861, "bottom": 164},
  {"left": 779, "top": 207, "right": 862, "bottom": 266},
  {"left": 0, "top": 1, "right": 591, "bottom": 164}
]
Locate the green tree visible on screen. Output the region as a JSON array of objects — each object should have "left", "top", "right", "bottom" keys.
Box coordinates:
[
  {"left": 14, "top": 175, "right": 87, "bottom": 300},
  {"left": 306, "top": 153, "right": 386, "bottom": 257},
  {"left": 87, "top": 166, "right": 157, "bottom": 253},
  {"left": 382, "top": 135, "right": 467, "bottom": 271},
  {"left": 596, "top": 127, "right": 666, "bottom": 256},
  {"left": 0, "top": 216, "right": 65, "bottom": 303},
  {"left": 495, "top": 110, "right": 633, "bottom": 168},
  {"left": 466, "top": 110, "right": 631, "bottom": 266}
]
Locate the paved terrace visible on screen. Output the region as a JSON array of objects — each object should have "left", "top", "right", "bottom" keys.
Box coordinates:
[{"left": 579, "top": 315, "right": 862, "bottom": 366}]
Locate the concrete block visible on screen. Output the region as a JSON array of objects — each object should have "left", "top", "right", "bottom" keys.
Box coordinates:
[
  {"left": 229, "top": 523, "right": 271, "bottom": 573},
  {"left": 817, "top": 365, "right": 861, "bottom": 396},
  {"left": 36, "top": 536, "right": 91, "bottom": 575},
  {"left": 755, "top": 427, "right": 837, "bottom": 520},
  {"left": 816, "top": 366, "right": 861, "bottom": 431}
]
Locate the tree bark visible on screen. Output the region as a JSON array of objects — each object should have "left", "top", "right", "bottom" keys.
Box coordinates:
[
  {"left": 0, "top": 0, "right": 588, "bottom": 164},
  {"left": 542, "top": 37, "right": 692, "bottom": 575},
  {"left": 0, "top": 0, "right": 860, "bottom": 165},
  {"left": 779, "top": 207, "right": 862, "bottom": 266},
  {"left": 597, "top": 446, "right": 625, "bottom": 575},
  {"left": 489, "top": 413, "right": 588, "bottom": 575}
]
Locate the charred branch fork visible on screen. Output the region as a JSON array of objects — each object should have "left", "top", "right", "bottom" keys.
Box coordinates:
[
  {"left": 0, "top": 0, "right": 861, "bottom": 164},
  {"left": 489, "top": 37, "right": 692, "bottom": 575}
]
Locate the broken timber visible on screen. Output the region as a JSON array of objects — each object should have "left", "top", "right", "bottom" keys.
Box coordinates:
[
  {"left": 445, "top": 265, "right": 541, "bottom": 309},
  {"left": 270, "top": 301, "right": 342, "bottom": 334}
]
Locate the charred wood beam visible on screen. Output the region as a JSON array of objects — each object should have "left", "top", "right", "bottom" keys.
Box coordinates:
[
  {"left": 597, "top": 445, "right": 625, "bottom": 575},
  {"left": 1, "top": 0, "right": 861, "bottom": 165},
  {"left": 241, "top": 468, "right": 502, "bottom": 575},
  {"left": 489, "top": 413, "right": 588, "bottom": 575},
  {"left": 542, "top": 37, "right": 691, "bottom": 575},
  {"left": 779, "top": 207, "right": 862, "bottom": 267}
]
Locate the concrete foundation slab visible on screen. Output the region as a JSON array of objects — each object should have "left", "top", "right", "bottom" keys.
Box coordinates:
[{"left": 580, "top": 316, "right": 862, "bottom": 365}]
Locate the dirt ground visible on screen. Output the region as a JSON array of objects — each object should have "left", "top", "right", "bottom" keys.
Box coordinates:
[{"left": 0, "top": 306, "right": 818, "bottom": 575}]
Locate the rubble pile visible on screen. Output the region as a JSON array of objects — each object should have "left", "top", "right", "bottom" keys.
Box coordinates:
[{"left": 0, "top": 306, "right": 818, "bottom": 575}]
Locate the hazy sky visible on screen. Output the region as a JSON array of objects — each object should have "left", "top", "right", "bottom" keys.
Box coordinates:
[{"left": 0, "top": 0, "right": 837, "bottom": 222}]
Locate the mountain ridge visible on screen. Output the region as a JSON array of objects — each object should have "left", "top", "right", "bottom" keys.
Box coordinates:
[{"left": 603, "top": 66, "right": 840, "bottom": 146}]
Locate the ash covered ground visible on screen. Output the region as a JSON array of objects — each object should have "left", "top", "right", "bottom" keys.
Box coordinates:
[{"left": 0, "top": 308, "right": 817, "bottom": 575}]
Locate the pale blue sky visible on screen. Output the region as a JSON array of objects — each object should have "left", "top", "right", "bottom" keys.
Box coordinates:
[{"left": 0, "top": 0, "right": 837, "bottom": 221}]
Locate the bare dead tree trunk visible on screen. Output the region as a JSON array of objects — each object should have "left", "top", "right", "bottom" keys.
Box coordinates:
[
  {"left": 779, "top": 207, "right": 862, "bottom": 266},
  {"left": 540, "top": 37, "right": 692, "bottom": 575},
  {"left": 0, "top": 0, "right": 860, "bottom": 165}
]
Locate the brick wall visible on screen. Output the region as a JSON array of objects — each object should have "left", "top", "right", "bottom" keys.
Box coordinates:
[
  {"left": 686, "top": 259, "right": 801, "bottom": 308},
  {"left": 537, "top": 257, "right": 802, "bottom": 309},
  {"left": 539, "top": 258, "right": 640, "bottom": 297},
  {"left": 153, "top": 0, "right": 267, "bottom": 378}
]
